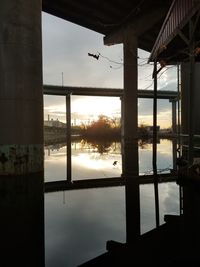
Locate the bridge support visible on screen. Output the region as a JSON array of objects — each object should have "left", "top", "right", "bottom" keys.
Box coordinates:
[
  {"left": 181, "top": 63, "right": 200, "bottom": 135},
  {"left": 122, "top": 33, "right": 140, "bottom": 243},
  {"left": 0, "top": 1, "right": 44, "bottom": 266}
]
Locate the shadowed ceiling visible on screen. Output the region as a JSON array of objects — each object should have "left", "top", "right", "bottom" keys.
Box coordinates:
[{"left": 42, "top": 0, "right": 173, "bottom": 51}]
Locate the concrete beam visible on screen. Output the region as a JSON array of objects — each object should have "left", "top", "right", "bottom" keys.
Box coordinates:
[
  {"left": 43, "top": 85, "right": 179, "bottom": 100},
  {"left": 104, "top": 7, "right": 166, "bottom": 46}
]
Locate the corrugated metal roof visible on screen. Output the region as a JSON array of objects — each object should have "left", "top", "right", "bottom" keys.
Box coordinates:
[{"left": 149, "top": 0, "right": 200, "bottom": 62}]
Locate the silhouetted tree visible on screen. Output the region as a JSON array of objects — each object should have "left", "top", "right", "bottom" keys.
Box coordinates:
[{"left": 83, "top": 115, "right": 121, "bottom": 138}]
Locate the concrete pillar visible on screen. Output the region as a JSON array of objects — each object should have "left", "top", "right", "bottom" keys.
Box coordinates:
[
  {"left": 181, "top": 63, "right": 200, "bottom": 135},
  {"left": 0, "top": 0, "right": 44, "bottom": 175},
  {"left": 0, "top": 1, "right": 44, "bottom": 266},
  {"left": 122, "top": 33, "right": 140, "bottom": 243},
  {"left": 169, "top": 99, "right": 177, "bottom": 135}
]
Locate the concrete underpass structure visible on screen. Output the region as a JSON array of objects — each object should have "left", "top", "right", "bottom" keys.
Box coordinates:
[{"left": 1, "top": 0, "right": 200, "bottom": 266}]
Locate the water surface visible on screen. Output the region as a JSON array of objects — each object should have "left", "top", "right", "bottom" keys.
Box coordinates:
[{"left": 45, "top": 139, "right": 179, "bottom": 267}]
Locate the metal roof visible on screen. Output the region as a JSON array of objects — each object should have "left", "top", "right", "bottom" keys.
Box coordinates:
[
  {"left": 42, "top": 0, "right": 172, "bottom": 52},
  {"left": 149, "top": 0, "right": 200, "bottom": 63}
]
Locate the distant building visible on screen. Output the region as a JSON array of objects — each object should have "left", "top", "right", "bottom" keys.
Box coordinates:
[{"left": 44, "top": 118, "right": 66, "bottom": 128}]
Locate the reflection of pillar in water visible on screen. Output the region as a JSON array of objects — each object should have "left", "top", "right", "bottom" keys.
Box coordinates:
[
  {"left": 0, "top": 174, "right": 44, "bottom": 266},
  {"left": 172, "top": 138, "right": 177, "bottom": 171}
]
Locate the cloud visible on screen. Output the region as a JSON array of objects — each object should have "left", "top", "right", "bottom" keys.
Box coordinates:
[
  {"left": 45, "top": 188, "right": 125, "bottom": 266},
  {"left": 42, "top": 13, "right": 177, "bottom": 127},
  {"left": 42, "top": 12, "right": 123, "bottom": 88},
  {"left": 138, "top": 99, "right": 171, "bottom": 115},
  {"left": 138, "top": 99, "right": 172, "bottom": 127}
]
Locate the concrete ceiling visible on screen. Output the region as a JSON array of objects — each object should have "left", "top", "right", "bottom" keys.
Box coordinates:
[{"left": 42, "top": 0, "right": 173, "bottom": 52}]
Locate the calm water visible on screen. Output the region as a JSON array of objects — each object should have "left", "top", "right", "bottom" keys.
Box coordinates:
[{"left": 45, "top": 139, "right": 179, "bottom": 267}]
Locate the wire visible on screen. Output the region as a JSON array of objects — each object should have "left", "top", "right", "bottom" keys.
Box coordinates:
[
  {"left": 88, "top": 51, "right": 152, "bottom": 70},
  {"left": 98, "top": 52, "right": 123, "bottom": 65}
]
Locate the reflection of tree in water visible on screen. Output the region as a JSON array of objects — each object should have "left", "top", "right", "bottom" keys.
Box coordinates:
[
  {"left": 45, "top": 143, "right": 66, "bottom": 151},
  {"left": 80, "top": 138, "right": 119, "bottom": 154},
  {"left": 138, "top": 139, "right": 149, "bottom": 149},
  {"left": 45, "top": 138, "right": 148, "bottom": 152},
  {"left": 91, "top": 140, "right": 113, "bottom": 154}
]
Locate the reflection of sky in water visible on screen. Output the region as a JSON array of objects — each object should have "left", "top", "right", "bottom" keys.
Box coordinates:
[
  {"left": 45, "top": 139, "right": 179, "bottom": 266},
  {"left": 45, "top": 183, "right": 180, "bottom": 267},
  {"left": 44, "top": 139, "right": 173, "bottom": 181},
  {"left": 45, "top": 187, "right": 126, "bottom": 267},
  {"left": 139, "top": 139, "right": 173, "bottom": 175},
  {"left": 140, "top": 182, "right": 179, "bottom": 234},
  {"left": 44, "top": 146, "right": 67, "bottom": 181}
]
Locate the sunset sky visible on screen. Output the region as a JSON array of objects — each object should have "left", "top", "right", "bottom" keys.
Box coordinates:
[{"left": 42, "top": 12, "right": 178, "bottom": 128}]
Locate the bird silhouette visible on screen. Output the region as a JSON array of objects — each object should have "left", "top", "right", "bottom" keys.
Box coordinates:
[
  {"left": 88, "top": 53, "right": 99, "bottom": 60},
  {"left": 113, "top": 161, "right": 118, "bottom": 166}
]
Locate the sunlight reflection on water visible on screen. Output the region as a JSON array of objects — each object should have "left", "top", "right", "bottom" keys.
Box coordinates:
[
  {"left": 44, "top": 139, "right": 173, "bottom": 181},
  {"left": 45, "top": 139, "right": 179, "bottom": 267}
]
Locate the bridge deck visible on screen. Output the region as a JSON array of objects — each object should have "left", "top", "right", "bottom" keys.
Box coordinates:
[{"left": 43, "top": 84, "right": 179, "bottom": 100}]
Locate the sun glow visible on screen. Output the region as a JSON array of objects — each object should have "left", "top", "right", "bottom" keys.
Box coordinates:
[{"left": 71, "top": 96, "right": 121, "bottom": 118}]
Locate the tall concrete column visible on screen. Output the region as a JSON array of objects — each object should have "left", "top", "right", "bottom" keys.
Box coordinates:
[
  {"left": 0, "top": 1, "right": 44, "bottom": 266},
  {"left": 181, "top": 63, "right": 200, "bottom": 135},
  {"left": 122, "top": 33, "right": 140, "bottom": 243},
  {"left": 0, "top": 0, "right": 44, "bottom": 175}
]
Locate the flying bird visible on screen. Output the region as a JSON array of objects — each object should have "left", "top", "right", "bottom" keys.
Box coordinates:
[{"left": 113, "top": 161, "right": 118, "bottom": 166}]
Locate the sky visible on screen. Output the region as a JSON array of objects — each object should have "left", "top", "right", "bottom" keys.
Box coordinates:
[{"left": 42, "top": 12, "right": 178, "bottom": 128}]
